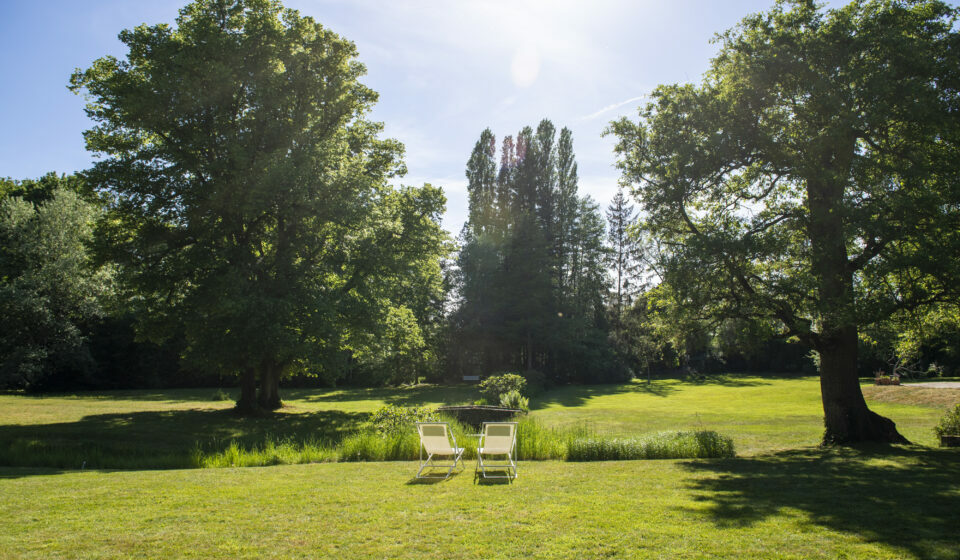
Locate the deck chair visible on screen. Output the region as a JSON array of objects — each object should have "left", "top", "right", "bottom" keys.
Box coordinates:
[
  {"left": 477, "top": 421, "right": 518, "bottom": 480},
  {"left": 415, "top": 422, "right": 465, "bottom": 479}
]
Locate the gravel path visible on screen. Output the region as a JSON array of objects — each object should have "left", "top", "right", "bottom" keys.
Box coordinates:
[{"left": 901, "top": 382, "right": 960, "bottom": 389}]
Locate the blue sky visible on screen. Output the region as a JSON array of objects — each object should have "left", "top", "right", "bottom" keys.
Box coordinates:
[{"left": 0, "top": 0, "right": 838, "bottom": 235}]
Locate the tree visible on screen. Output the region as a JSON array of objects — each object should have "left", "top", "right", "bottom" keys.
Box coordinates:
[
  {"left": 452, "top": 120, "right": 619, "bottom": 382},
  {"left": 606, "top": 186, "right": 642, "bottom": 327},
  {"left": 70, "top": 0, "right": 447, "bottom": 413},
  {"left": 0, "top": 185, "right": 115, "bottom": 389},
  {"left": 608, "top": 0, "right": 960, "bottom": 444}
]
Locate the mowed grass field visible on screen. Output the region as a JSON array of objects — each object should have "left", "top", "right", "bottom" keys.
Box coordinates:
[{"left": 1, "top": 375, "right": 958, "bottom": 559}]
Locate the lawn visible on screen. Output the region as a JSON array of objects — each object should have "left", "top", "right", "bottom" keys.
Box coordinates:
[{"left": 1, "top": 376, "right": 958, "bottom": 559}]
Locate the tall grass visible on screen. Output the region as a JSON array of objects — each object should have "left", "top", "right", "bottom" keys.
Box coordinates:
[
  {"left": 1, "top": 417, "right": 733, "bottom": 469},
  {"left": 566, "top": 430, "right": 735, "bottom": 461},
  {"left": 195, "top": 438, "right": 338, "bottom": 468}
]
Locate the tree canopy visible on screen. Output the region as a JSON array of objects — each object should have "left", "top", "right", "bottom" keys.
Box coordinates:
[
  {"left": 0, "top": 180, "right": 115, "bottom": 389},
  {"left": 70, "top": 0, "right": 448, "bottom": 413},
  {"left": 608, "top": 0, "right": 960, "bottom": 443}
]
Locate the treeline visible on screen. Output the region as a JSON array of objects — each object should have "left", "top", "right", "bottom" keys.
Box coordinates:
[{"left": 3, "top": 0, "right": 959, "bottom": 406}]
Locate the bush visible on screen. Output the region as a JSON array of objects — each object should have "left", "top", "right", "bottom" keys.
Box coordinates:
[
  {"left": 499, "top": 390, "right": 529, "bottom": 412},
  {"left": 934, "top": 403, "right": 960, "bottom": 437},
  {"left": 479, "top": 373, "right": 527, "bottom": 399},
  {"left": 370, "top": 404, "right": 436, "bottom": 434},
  {"left": 567, "top": 430, "right": 735, "bottom": 461}
]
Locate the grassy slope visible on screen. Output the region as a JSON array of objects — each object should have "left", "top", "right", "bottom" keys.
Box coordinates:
[
  {"left": 1, "top": 376, "right": 958, "bottom": 559},
  {"left": 1, "top": 449, "right": 958, "bottom": 560}
]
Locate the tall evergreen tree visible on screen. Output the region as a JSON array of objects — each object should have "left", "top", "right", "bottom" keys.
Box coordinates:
[
  {"left": 606, "top": 186, "right": 641, "bottom": 327},
  {"left": 453, "top": 120, "right": 620, "bottom": 382}
]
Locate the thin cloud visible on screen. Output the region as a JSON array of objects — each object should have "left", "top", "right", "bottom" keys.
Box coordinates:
[{"left": 579, "top": 95, "right": 646, "bottom": 121}]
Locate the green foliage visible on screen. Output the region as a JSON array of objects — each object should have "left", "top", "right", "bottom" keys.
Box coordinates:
[
  {"left": 519, "top": 369, "right": 548, "bottom": 395},
  {"left": 69, "top": 0, "right": 448, "bottom": 408},
  {"left": 0, "top": 185, "right": 115, "bottom": 390},
  {"left": 498, "top": 389, "right": 529, "bottom": 412},
  {"left": 196, "top": 438, "right": 337, "bottom": 468},
  {"left": 479, "top": 373, "right": 527, "bottom": 399},
  {"left": 513, "top": 416, "right": 586, "bottom": 460},
  {"left": 338, "top": 430, "right": 421, "bottom": 462},
  {"left": 211, "top": 388, "right": 232, "bottom": 402},
  {"left": 567, "top": 431, "right": 735, "bottom": 461},
  {"left": 451, "top": 120, "right": 617, "bottom": 384},
  {"left": 934, "top": 404, "right": 960, "bottom": 438},
  {"left": 369, "top": 404, "right": 436, "bottom": 434}
]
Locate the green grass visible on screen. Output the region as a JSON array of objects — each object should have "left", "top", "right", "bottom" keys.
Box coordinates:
[
  {"left": 0, "top": 376, "right": 953, "bottom": 469},
  {"left": 1, "top": 375, "right": 958, "bottom": 558},
  {"left": 1, "top": 447, "right": 957, "bottom": 559}
]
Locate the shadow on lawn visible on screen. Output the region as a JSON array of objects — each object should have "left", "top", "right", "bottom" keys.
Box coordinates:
[
  {"left": 530, "top": 380, "right": 679, "bottom": 410},
  {"left": 0, "top": 408, "right": 367, "bottom": 475},
  {"left": 292, "top": 384, "right": 478, "bottom": 407},
  {"left": 681, "top": 446, "right": 960, "bottom": 560}
]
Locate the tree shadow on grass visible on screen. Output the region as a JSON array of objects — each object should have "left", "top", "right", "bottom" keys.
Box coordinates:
[
  {"left": 675, "top": 373, "right": 773, "bottom": 387},
  {"left": 3, "top": 388, "right": 236, "bottom": 403},
  {"left": 529, "top": 381, "right": 679, "bottom": 410},
  {"left": 680, "top": 446, "right": 960, "bottom": 560},
  {"left": 0, "top": 408, "right": 368, "bottom": 475},
  {"left": 291, "top": 384, "right": 479, "bottom": 407}
]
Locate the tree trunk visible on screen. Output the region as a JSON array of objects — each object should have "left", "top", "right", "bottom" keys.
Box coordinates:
[
  {"left": 235, "top": 366, "right": 259, "bottom": 416},
  {"left": 808, "top": 172, "right": 908, "bottom": 445},
  {"left": 818, "top": 327, "right": 909, "bottom": 445},
  {"left": 526, "top": 332, "right": 534, "bottom": 371},
  {"left": 257, "top": 361, "right": 283, "bottom": 411}
]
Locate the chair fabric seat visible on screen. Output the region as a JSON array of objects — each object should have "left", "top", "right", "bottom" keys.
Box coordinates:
[{"left": 479, "top": 446, "right": 510, "bottom": 454}]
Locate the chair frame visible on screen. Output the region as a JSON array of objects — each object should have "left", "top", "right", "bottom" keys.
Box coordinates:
[
  {"left": 476, "top": 421, "right": 518, "bottom": 480},
  {"left": 415, "top": 422, "right": 465, "bottom": 479}
]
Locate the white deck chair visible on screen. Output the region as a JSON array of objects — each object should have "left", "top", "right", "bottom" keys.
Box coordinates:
[
  {"left": 477, "top": 421, "right": 518, "bottom": 480},
  {"left": 416, "top": 422, "right": 465, "bottom": 479}
]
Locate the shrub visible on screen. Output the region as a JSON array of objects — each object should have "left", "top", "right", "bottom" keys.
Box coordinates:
[
  {"left": 567, "top": 430, "right": 735, "bottom": 461},
  {"left": 479, "top": 373, "right": 527, "bottom": 399},
  {"left": 211, "top": 388, "right": 232, "bottom": 401},
  {"left": 926, "top": 362, "right": 946, "bottom": 378},
  {"left": 499, "top": 390, "right": 529, "bottom": 412},
  {"left": 370, "top": 404, "right": 436, "bottom": 434},
  {"left": 934, "top": 404, "right": 960, "bottom": 437}
]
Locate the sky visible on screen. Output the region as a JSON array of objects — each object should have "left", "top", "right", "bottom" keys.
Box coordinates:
[{"left": 0, "top": 0, "right": 840, "bottom": 236}]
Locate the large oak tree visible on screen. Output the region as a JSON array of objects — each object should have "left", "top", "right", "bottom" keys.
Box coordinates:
[
  {"left": 609, "top": 0, "right": 960, "bottom": 443},
  {"left": 71, "top": 0, "right": 447, "bottom": 413}
]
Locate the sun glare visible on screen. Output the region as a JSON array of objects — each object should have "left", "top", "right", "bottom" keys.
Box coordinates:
[{"left": 511, "top": 43, "right": 541, "bottom": 88}]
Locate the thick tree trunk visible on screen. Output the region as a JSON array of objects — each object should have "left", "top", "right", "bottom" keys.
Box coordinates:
[
  {"left": 818, "top": 327, "right": 909, "bottom": 445},
  {"left": 808, "top": 172, "right": 908, "bottom": 445},
  {"left": 257, "top": 361, "right": 283, "bottom": 411},
  {"left": 235, "top": 366, "right": 259, "bottom": 416}
]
